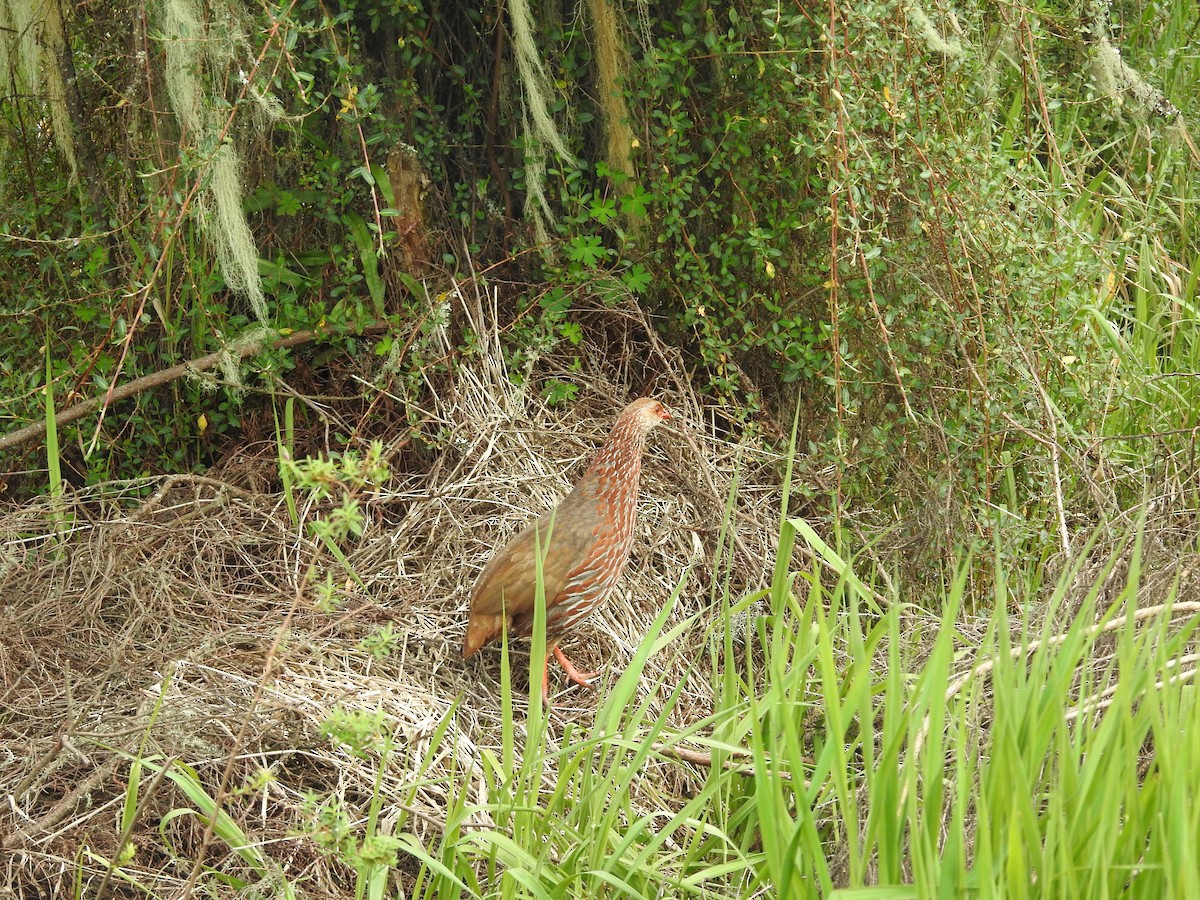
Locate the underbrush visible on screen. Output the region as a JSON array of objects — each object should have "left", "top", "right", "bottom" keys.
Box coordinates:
[{"left": 2, "top": 445, "right": 1197, "bottom": 897}]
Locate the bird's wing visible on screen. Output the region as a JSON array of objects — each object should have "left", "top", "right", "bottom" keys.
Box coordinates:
[{"left": 467, "top": 504, "right": 599, "bottom": 621}]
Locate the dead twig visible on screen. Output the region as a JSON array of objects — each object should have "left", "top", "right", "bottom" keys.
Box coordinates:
[
  {"left": 0, "top": 325, "right": 385, "bottom": 454},
  {"left": 652, "top": 741, "right": 809, "bottom": 783}
]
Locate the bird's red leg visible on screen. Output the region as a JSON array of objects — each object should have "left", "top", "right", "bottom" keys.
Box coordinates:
[{"left": 553, "top": 645, "right": 599, "bottom": 689}]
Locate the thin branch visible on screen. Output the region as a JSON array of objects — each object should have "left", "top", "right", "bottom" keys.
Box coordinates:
[
  {"left": 1, "top": 326, "right": 383, "bottom": 455},
  {"left": 652, "top": 741, "right": 808, "bottom": 783},
  {"left": 1, "top": 758, "right": 119, "bottom": 850}
]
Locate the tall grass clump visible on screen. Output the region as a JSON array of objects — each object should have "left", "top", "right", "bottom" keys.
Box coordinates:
[
  {"left": 362, "top": 502, "right": 1200, "bottom": 896},
  {"left": 728, "top": 518, "right": 1199, "bottom": 896}
]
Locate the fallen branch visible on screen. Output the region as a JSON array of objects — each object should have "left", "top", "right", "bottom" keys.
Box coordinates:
[
  {"left": 1, "top": 325, "right": 383, "bottom": 454},
  {"left": 653, "top": 741, "right": 809, "bottom": 782},
  {"left": 1, "top": 757, "right": 119, "bottom": 850}
]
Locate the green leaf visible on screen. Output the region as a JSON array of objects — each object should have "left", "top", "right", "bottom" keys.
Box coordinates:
[{"left": 565, "top": 235, "right": 607, "bottom": 267}]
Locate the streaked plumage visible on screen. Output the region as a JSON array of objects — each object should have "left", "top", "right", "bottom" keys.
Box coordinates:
[{"left": 463, "top": 397, "right": 671, "bottom": 696}]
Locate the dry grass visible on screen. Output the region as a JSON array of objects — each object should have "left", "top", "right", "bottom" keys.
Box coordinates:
[{"left": 0, "top": 297, "right": 800, "bottom": 897}]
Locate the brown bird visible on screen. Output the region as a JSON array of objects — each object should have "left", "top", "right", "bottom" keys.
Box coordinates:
[{"left": 463, "top": 397, "right": 671, "bottom": 697}]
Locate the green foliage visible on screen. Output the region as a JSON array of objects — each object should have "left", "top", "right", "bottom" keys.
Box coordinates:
[
  {"left": 0, "top": 0, "right": 478, "bottom": 490},
  {"left": 3, "top": 0, "right": 1195, "bottom": 556},
  {"left": 630, "top": 2, "right": 821, "bottom": 393},
  {"left": 503, "top": 0, "right": 1154, "bottom": 544},
  {"left": 304, "top": 788, "right": 405, "bottom": 882},
  {"left": 320, "top": 706, "right": 389, "bottom": 758},
  {"left": 550, "top": 0, "right": 1193, "bottom": 553},
  {"left": 282, "top": 440, "right": 388, "bottom": 607},
  {"left": 358, "top": 624, "right": 401, "bottom": 659}
]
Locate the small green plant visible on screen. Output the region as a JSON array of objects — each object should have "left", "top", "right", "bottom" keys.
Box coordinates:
[
  {"left": 358, "top": 625, "right": 400, "bottom": 660},
  {"left": 281, "top": 441, "right": 389, "bottom": 603},
  {"left": 320, "top": 707, "right": 389, "bottom": 758}
]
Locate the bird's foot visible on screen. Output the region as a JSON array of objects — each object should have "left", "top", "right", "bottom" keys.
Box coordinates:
[{"left": 553, "top": 646, "right": 599, "bottom": 689}]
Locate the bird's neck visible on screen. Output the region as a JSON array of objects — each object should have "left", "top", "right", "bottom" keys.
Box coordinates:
[{"left": 581, "top": 419, "right": 646, "bottom": 502}]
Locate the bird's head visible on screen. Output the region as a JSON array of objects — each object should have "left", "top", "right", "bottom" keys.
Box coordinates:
[{"left": 623, "top": 397, "right": 671, "bottom": 433}]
